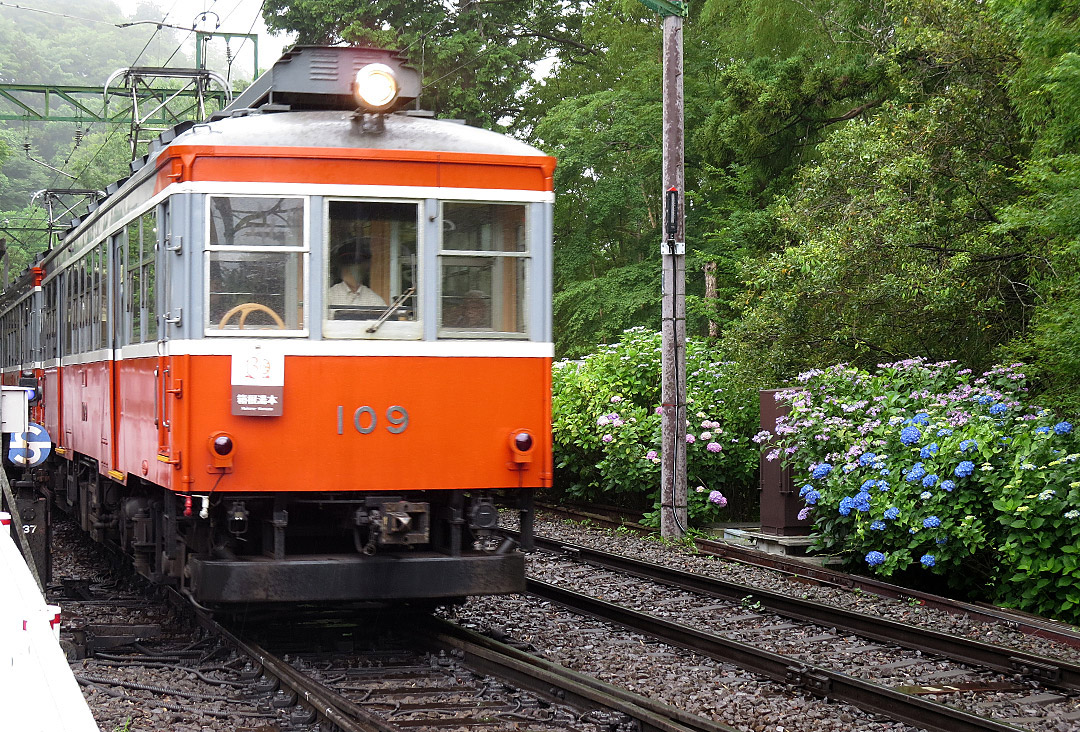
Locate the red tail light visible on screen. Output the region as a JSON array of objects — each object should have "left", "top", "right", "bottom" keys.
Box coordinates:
[{"left": 509, "top": 430, "right": 534, "bottom": 465}]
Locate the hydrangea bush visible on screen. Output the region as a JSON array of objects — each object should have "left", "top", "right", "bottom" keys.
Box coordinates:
[
  {"left": 765, "top": 359, "right": 1080, "bottom": 622},
  {"left": 552, "top": 327, "right": 761, "bottom": 524}
]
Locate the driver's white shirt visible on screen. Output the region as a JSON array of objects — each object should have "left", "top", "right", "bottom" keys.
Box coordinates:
[{"left": 327, "top": 282, "right": 386, "bottom": 306}]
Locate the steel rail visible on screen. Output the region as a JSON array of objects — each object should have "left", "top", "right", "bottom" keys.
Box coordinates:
[
  {"left": 693, "top": 536, "right": 1080, "bottom": 649},
  {"left": 527, "top": 579, "right": 1026, "bottom": 732},
  {"left": 532, "top": 534, "right": 1079, "bottom": 691},
  {"left": 178, "top": 585, "right": 729, "bottom": 732},
  {"left": 421, "top": 615, "right": 739, "bottom": 732},
  {"left": 173, "top": 590, "right": 393, "bottom": 732},
  {"left": 524, "top": 506, "right": 1080, "bottom": 649}
]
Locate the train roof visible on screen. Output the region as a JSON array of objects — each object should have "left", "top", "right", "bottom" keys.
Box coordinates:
[
  {"left": 51, "top": 45, "right": 552, "bottom": 253},
  {"left": 174, "top": 110, "right": 548, "bottom": 158}
]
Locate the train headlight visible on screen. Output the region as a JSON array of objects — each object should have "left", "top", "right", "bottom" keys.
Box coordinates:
[{"left": 354, "top": 63, "right": 399, "bottom": 112}]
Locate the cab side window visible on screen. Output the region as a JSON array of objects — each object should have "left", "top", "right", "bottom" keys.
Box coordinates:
[{"left": 439, "top": 202, "right": 528, "bottom": 336}]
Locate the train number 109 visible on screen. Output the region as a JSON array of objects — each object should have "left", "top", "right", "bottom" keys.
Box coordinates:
[{"left": 336, "top": 405, "right": 409, "bottom": 435}]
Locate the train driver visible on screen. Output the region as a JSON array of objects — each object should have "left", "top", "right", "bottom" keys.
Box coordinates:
[{"left": 328, "top": 238, "right": 387, "bottom": 307}]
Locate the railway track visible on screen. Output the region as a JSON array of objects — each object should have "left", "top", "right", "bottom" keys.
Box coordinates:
[
  {"left": 47, "top": 509, "right": 1080, "bottom": 732},
  {"left": 209, "top": 608, "right": 741, "bottom": 732},
  {"left": 50, "top": 515, "right": 736, "bottom": 732},
  {"left": 531, "top": 503, "right": 1080, "bottom": 651},
  {"left": 517, "top": 533, "right": 1080, "bottom": 732}
]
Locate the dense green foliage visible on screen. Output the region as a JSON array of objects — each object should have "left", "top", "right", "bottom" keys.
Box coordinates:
[
  {"left": 524, "top": 0, "right": 1080, "bottom": 412},
  {"left": 552, "top": 328, "right": 762, "bottom": 524},
  {"left": 767, "top": 360, "right": 1079, "bottom": 622}
]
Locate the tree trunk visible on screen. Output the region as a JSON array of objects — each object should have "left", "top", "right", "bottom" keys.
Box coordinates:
[{"left": 704, "top": 260, "right": 719, "bottom": 338}]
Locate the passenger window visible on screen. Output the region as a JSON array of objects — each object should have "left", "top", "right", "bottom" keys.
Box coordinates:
[
  {"left": 323, "top": 200, "right": 419, "bottom": 338},
  {"left": 206, "top": 196, "right": 307, "bottom": 333},
  {"left": 439, "top": 203, "right": 528, "bottom": 336}
]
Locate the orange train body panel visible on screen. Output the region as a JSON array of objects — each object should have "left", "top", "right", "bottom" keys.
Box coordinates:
[
  {"left": 35, "top": 355, "right": 553, "bottom": 496},
  {"left": 171, "top": 355, "right": 553, "bottom": 495},
  {"left": 156, "top": 146, "right": 557, "bottom": 193}
]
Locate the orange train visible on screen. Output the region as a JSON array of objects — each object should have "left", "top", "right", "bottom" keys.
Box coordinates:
[{"left": 0, "top": 47, "right": 552, "bottom": 604}]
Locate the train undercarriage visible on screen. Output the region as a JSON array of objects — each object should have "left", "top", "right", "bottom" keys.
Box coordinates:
[{"left": 5, "top": 455, "right": 534, "bottom": 605}]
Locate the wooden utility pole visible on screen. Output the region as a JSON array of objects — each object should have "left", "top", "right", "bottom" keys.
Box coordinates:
[{"left": 638, "top": 0, "right": 689, "bottom": 539}]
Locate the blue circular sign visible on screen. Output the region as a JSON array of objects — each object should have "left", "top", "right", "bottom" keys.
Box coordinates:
[{"left": 9, "top": 422, "right": 51, "bottom": 467}]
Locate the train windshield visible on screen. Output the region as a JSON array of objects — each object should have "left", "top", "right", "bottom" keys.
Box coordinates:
[
  {"left": 206, "top": 196, "right": 308, "bottom": 334},
  {"left": 324, "top": 199, "right": 419, "bottom": 338}
]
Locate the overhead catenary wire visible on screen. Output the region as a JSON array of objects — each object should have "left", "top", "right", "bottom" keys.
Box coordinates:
[
  {"left": 26, "top": 0, "right": 191, "bottom": 212},
  {"left": 0, "top": 0, "right": 193, "bottom": 33}
]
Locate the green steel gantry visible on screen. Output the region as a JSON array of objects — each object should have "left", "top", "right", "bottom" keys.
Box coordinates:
[{"left": 0, "top": 82, "right": 230, "bottom": 124}]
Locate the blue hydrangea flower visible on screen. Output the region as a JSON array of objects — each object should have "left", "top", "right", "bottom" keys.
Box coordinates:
[
  {"left": 940, "top": 480, "right": 956, "bottom": 492},
  {"left": 859, "top": 452, "right": 877, "bottom": 466},
  {"left": 954, "top": 461, "right": 975, "bottom": 478},
  {"left": 920, "top": 443, "right": 939, "bottom": 459},
  {"left": 909, "top": 413, "right": 930, "bottom": 425},
  {"left": 905, "top": 462, "right": 926, "bottom": 482},
  {"left": 1035, "top": 426, "right": 1051, "bottom": 435},
  {"left": 804, "top": 489, "right": 820, "bottom": 506},
  {"left": 866, "top": 551, "right": 885, "bottom": 566},
  {"left": 922, "top": 474, "right": 939, "bottom": 488},
  {"left": 1055, "top": 421, "right": 1073, "bottom": 435},
  {"left": 877, "top": 481, "right": 890, "bottom": 492},
  {"left": 853, "top": 492, "right": 872, "bottom": 512},
  {"left": 884, "top": 506, "right": 900, "bottom": 520},
  {"left": 860, "top": 479, "right": 876, "bottom": 491},
  {"left": 937, "top": 429, "right": 953, "bottom": 437},
  {"left": 976, "top": 395, "right": 993, "bottom": 405},
  {"left": 900, "top": 425, "right": 922, "bottom": 445},
  {"left": 839, "top": 496, "right": 855, "bottom": 516},
  {"left": 799, "top": 484, "right": 813, "bottom": 498},
  {"left": 923, "top": 515, "right": 941, "bottom": 528},
  {"left": 879, "top": 468, "right": 890, "bottom": 476},
  {"left": 920, "top": 554, "right": 936, "bottom": 567},
  {"left": 870, "top": 520, "right": 886, "bottom": 531},
  {"left": 811, "top": 463, "right": 833, "bottom": 479},
  {"left": 989, "top": 403, "right": 1007, "bottom": 415},
  {"left": 935, "top": 537, "right": 948, "bottom": 545},
  {"left": 920, "top": 491, "right": 932, "bottom": 500},
  {"left": 959, "top": 439, "right": 978, "bottom": 452}
]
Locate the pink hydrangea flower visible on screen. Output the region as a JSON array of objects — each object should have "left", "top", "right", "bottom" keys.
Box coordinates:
[
  {"left": 602, "top": 434, "right": 614, "bottom": 443},
  {"left": 706, "top": 442, "right": 722, "bottom": 453},
  {"left": 708, "top": 490, "right": 727, "bottom": 507},
  {"left": 686, "top": 434, "right": 696, "bottom": 444}
]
